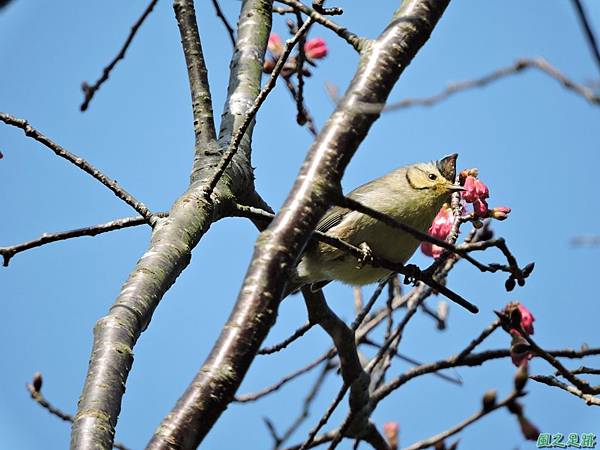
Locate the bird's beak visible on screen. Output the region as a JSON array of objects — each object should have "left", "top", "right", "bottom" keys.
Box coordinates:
[{"left": 449, "top": 184, "right": 465, "bottom": 192}]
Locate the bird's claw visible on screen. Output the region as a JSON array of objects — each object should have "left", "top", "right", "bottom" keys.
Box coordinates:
[
  {"left": 356, "top": 242, "right": 373, "bottom": 269},
  {"left": 403, "top": 264, "right": 422, "bottom": 285}
]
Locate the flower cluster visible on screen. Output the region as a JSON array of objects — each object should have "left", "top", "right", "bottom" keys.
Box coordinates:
[
  {"left": 421, "top": 167, "right": 511, "bottom": 259},
  {"left": 460, "top": 168, "right": 510, "bottom": 220},
  {"left": 264, "top": 33, "right": 328, "bottom": 76}
]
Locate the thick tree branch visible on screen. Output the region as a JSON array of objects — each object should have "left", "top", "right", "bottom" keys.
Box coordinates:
[
  {"left": 0, "top": 113, "right": 154, "bottom": 221},
  {"left": 148, "top": 1, "right": 450, "bottom": 448},
  {"left": 71, "top": 1, "right": 271, "bottom": 448},
  {"left": 80, "top": 0, "right": 159, "bottom": 111}
]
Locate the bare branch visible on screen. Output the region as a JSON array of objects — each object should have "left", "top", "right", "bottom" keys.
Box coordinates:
[
  {"left": 402, "top": 391, "right": 524, "bottom": 450},
  {"left": 530, "top": 375, "right": 600, "bottom": 406},
  {"left": 571, "top": 0, "right": 600, "bottom": 75},
  {"left": 80, "top": 0, "right": 159, "bottom": 111},
  {"left": 211, "top": 0, "right": 236, "bottom": 47},
  {"left": 26, "top": 374, "right": 130, "bottom": 450},
  {"left": 328, "top": 58, "right": 600, "bottom": 113},
  {"left": 276, "top": 0, "right": 363, "bottom": 52},
  {"left": 203, "top": 18, "right": 314, "bottom": 198},
  {"left": 72, "top": 1, "right": 267, "bottom": 447},
  {"left": 152, "top": 2, "right": 452, "bottom": 447},
  {"left": 0, "top": 112, "right": 154, "bottom": 221},
  {"left": 175, "top": 0, "right": 217, "bottom": 149},
  {"left": 0, "top": 212, "right": 167, "bottom": 267},
  {"left": 258, "top": 322, "right": 315, "bottom": 355},
  {"left": 235, "top": 353, "right": 331, "bottom": 402}
]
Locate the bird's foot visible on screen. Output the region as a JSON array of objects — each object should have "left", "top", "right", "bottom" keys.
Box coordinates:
[
  {"left": 356, "top": 242, "right": 373, "bottom": 269},
  {"left": 403, "top": 264, "right": 422, "bottom": 285}
]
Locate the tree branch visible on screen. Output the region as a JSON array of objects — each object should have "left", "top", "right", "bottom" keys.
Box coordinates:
[
  {"left": 276, "top": 0, "right": 364, "bottom": 52},
  {"left": 146, "top": 1, "right": 451, "bottom": 447},
  {"left": 26, "top": 374, "right": 130, "bottom": 450},
  {"left": 530, "top": 375, "right": 600, "bottom": 406},
  {"left": 71, "top": 1, "right": 269, "bottom": 448},
  {"left": 330, "top": 58, "right": 600, "bottom": 113},
  {"left": 80, "top": 0, "right": 159, "bottom": 111},
  {"left": 571, "top": 0, "right": 600, "bottom": 76},
  {"left": 175, "top": 0, "right": 217, "bottom": 149},
  {"left": 0, "top": 212, "right": 167, "bottom": 267},
  {"left": 402, "top": 390, "right": 524, "bottom": 450},
  {"left": 210, "top": 0, "right": 236, "bottom": 47},
  {"left": 0, "top": 113, "right": 154, "bottom": 221}
]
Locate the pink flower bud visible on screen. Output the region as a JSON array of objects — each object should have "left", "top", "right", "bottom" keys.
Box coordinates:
[
  {"left": 462, "top": 176, "right": 477, "bottom": 203},
  {"left": 491, "top": 206, "right": 511, "bottom": 221},
  {"left": 304, "top": 38, "right": 328, "bottom": 60},
  {"left": 268, "top": 33, "right": 283, "bottom": 57},
  {"left": 518, "top": 304, "right": 535, "bottom": 335},
  {"left": 462, "top": 175, "right": 489, "bottom": 204},
  {"left": 383, "top": 422, "right": 399, "bottom": 450},
  {"left": 474, "top": 178, "right": 489, "bottom": 199},
  {"left": 421, "top": 205, "right": 453, "bottom": 258},
  {"left": 472, "top": 198, "right": 488, "bottom": 217}
]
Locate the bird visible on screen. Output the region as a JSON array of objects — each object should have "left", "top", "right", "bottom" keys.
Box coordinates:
[{"left": 286, "top": 154, "right": 463, "bottom": 296}]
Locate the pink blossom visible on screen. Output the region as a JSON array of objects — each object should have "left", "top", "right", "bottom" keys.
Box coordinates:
[
  {"left": 462, "top": 175, "right": 489, "bottom": 203},
  {"left": 421, "top": 205, "right": 453, "bottom": 258},
  {"left": 304, "top": 38, "right": 328, "bottom": 60},
  {"left": 268, "top": 33, "right": 283, "bottom": 57},
  {"left": 518, "top": 304, "right": 535, "bottom": 335}
]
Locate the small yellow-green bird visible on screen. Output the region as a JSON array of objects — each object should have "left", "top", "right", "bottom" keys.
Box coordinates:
[{"left": 287, "top": 154, "right": 463, "bottom": 294}]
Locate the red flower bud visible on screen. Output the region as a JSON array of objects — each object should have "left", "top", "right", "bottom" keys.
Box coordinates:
[
  {"left": 490, "top": 206, "right": 511, "bottom": 220},
  {"left": 304, "top": 38, "right": 328, "bottom": 60},
  {"left": 518, "top": 304, "right": 535, "bottom": 335}
]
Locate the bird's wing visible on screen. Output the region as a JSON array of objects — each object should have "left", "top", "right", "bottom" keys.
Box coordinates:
[{"left": 316, "top": 206, "right": 350, "bottom": 233}]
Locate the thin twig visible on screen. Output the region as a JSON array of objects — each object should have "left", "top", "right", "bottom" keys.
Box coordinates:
[
  {"left": 26, "top": 378, "right": 130, "bottom": 450},
  {"left": 276, "top": 362, "right": 335, "bottom": 449},
  {"left": 373, "top": 346, "right": 600, "bottom": 405},
  {"left": 571, "top": 0, "right": 600, "bottom": 75},
  {"left": 564, "top": 366, "right": 600, "bottom": 376},
  {"left": 80, "top": 0, "right": 159, "bottom": 111},
  {"left": 361, "top": 339, "right": 462, "bottom": 386},
  {"left": 0, "top": 113, "right": 154, "bottom": 221},
  {"left": 210, "top": 0, "right": 236, "bottom": 47},
  {"left": 530, "top": 375, "right": 600, "bottom": 406},
  {"left": 258, "top": 322, "right": 315, "bottom": 355},
  {"left": 0, "top": 212, "right": 167, "bottom": 267},
  {"left": 235, "top": 352, "right": 332, "bottom": 402},
  {"left": 204, "top": 18, "right": 315, "bottom": 198},
  {"left": 402, "top": 391, "right": 524, "bottom": 450},
  {"left": 327, "top": 57, "right": 600, "bottom": 113}
]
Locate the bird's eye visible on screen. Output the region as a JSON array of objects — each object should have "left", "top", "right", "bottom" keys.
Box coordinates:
[{"left": 428, "top": 173, "right": 437, "bottom": 181}]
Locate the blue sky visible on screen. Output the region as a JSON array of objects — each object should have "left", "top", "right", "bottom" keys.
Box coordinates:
[{"left": 1, "top": 1, "right": 599, "bottom": 449}]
